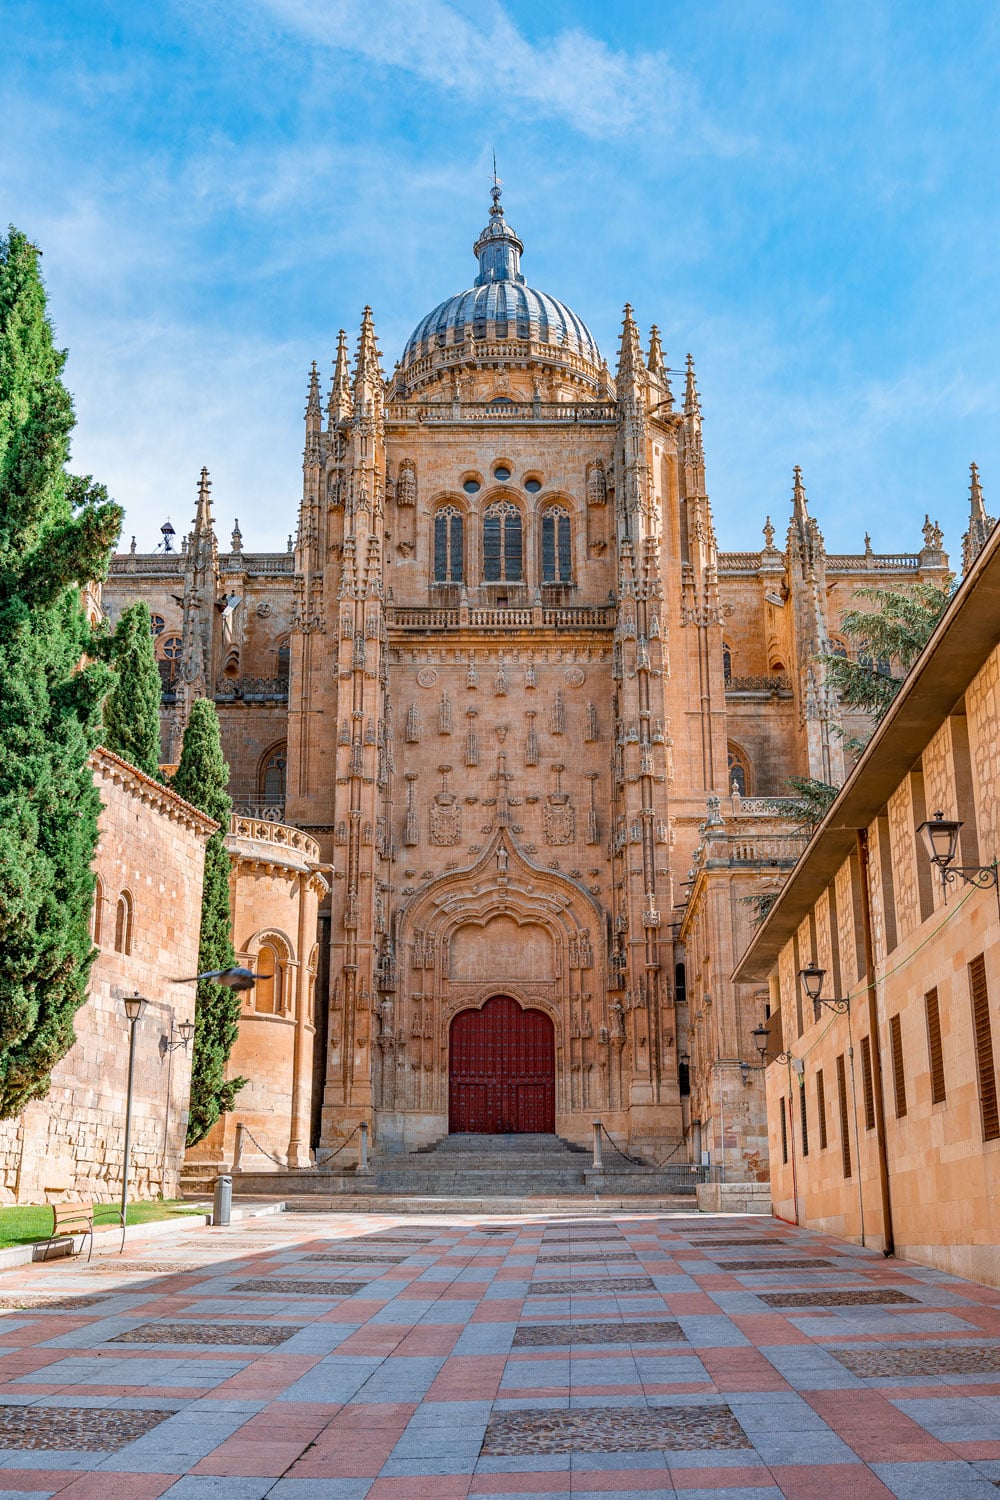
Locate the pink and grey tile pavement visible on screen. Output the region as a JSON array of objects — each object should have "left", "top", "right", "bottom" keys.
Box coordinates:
[{"left": 0, "top": 1210, "right": 999, "bottom": 1497}]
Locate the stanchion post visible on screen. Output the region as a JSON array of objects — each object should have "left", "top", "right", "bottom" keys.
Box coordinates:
[
  {"left": 356, "top": 1120, "right": 370, "bottom": 1175},
  {"left": 232, "top": 1122, "right": 246, "bottom": 1174},
  {"left": 592, "top": 1119, "right": 604, "bottom": 1171}
]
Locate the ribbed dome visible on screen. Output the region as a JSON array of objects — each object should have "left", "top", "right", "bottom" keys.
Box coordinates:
[{"left": 398, "top": 183, "right": 602, "bottom": 373}]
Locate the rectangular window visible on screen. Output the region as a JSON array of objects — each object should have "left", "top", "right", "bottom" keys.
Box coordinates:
[
  {"left": 780, "top": 1097, "right": 788, "bottom": 1164},
  {"left": 542, "top": 514, "right": 555, "bottom": 581},
  {"left": 483, "top": 513, "right": 501, "bottom": 581},
  {"left": 860, "top": 1036, "right": 876, "bottom": 1130},
  {"left": 925, "top": 988, "right": 946, "bottom": 1105},
  {"left": 450, "top": 513, "right": 463, "bottom": 581},
  {"left": 969, "top": 954, "right": 1000, "bottom": 1141},
  {"left": 816, "top": 1068, "right": 828, "bottom": 1149},
  {"left": 889, "top": 1013, "right": 907, "bottom": 1118},
  {"left": 557, "top": 515, "right": 571, "bottom": 580},
  {"left": 799, "top": 1081, "right": 809, "bottom": 1157},
  {"left": 836, "top": 1054, "right": 851, "bottom": 1178},
  {"left": 504, "top": 511, "right": 522, "bottom": 581}
]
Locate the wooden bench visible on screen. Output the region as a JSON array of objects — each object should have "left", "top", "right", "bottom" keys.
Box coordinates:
[{"left": 45, "top": 1202, "right": 125, "bottom": 1261}]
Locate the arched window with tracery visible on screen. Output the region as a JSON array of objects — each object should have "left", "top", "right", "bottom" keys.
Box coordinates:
[
  {"left": 483, "top": 501, "right": 522, "bottom": 582},
  {"left": 828, "top": 636, "right": 849, "bottom": 660},
  {"left": 259, "top": 744, "right": 287, "bottom": 806},
  {"left": 253, "top": 936, "right": 290, "bottom": 1016},
  {"left": 158, "top": 634, "right": 183, "bottom": 691},
  {"left": 114, "top": 890, "right": 134, "bottom": 955},
  {"left": 722, "top": 643, "right": 733, "bottom": 682},
  {"left": 541, "top": 506, "right": 572, "bottom": 583},
  {"left": 276, "top": 642, "right": 291, "bottom": 685},
  {"left": 727, "top": 743, "right": 752, "bottom": 797},
  {"left": 433, "top": 505, "right": 463, "bottom": 582}
]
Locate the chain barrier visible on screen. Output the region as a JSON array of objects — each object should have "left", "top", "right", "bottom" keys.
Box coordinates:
[
  {"left": 315, "top": 1122, "right": 363, "bottom": 1166},
  {"left": 237, "top": 1124, "right": 289, "bottom": 1169},
  {"left": 599, "top": 1123, "right": 692, "bottom": 1171}
]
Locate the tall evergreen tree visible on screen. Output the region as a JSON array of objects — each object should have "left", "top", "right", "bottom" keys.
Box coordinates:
[
  {"left": 171, "top": 697, "right": 244, "bottom": 1143},
  {"left": 0, "top": 227, "right": 122, "bottom": 1117},
  {"left": 102, "top": 600, "right": 163, "bottom": 778}
]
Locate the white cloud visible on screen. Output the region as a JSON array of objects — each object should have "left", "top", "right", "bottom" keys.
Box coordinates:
[{"left": 255, "top": 0, "right": 742, "bottom": 152}]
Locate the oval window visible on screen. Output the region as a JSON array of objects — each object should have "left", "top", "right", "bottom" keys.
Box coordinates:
[
  {"left": 525, "top": 479, "right": 542, "bottom": 494},
  {"left": 493, "top": 465, "right": 511, "bottom": 481},
  {"left": 463, "top": 479, "right": 481, "bottom": 494}
]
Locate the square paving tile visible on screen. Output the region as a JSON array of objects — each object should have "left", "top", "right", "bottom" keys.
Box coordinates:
[
  {"left": 758, "top": 1289, "right": 920, "bottom": 1308},
  {"left": 525, "top": 1277, "right": 655, "bottom": 1296},
  {"left": 512, "top": 1320, "right": 685, "bottom": 1347},
  {"left": 109, "top": 1322, "right": 301, "bottom": 1346},
  {"left": 832, "top": 1344, "right": 1000, "bottom": 1377},
  {"left": 0, "top": 1405, "right": 174, "bottom": 1450},
  {"left": 232, "top": 1280, "right": 371, "bottom": 1295},
  {"left": 481, "top": 1402, "right": 751, "bottom": 1453}
]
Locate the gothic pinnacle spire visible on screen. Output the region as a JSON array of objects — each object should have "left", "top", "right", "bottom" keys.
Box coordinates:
[
  {"left": 616, "top": 303, "right": 644, "bottom": 388},
  {"left": 792, "top": 464, "right": 808, "bottom": 520},
  {"left": 194, "top": 466, "right": 213, "bottom": 534},
  {"left": 647, "top": 325, "right": 665, "bottom": 375},
  {"left": 684, "top": 353, "right": 701, "bottom": 417},
  {"left": 328, "top": 329, "right": 352, "bottom": 424},
  {"left": 353, "top": 306, "right": 383, "bottom": 392},
  {"left": 963, "top": 461, "right": 996, "bottom": 574},
  {"left": 305, "top": 360, "right": 321, "bottom": 418}
]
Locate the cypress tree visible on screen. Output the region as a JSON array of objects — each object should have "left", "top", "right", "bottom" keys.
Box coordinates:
[
  {"left": 171, "top": 697, "right": 245, "bottom": 1143},
  {"left": 0, "top": 227, "right": 122, "bottom": 1117},
  {"left": 102, "top": 600, "right": 163, "bottom": 778}
]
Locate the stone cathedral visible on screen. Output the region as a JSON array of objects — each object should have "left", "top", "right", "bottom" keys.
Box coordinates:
[{"left": 104, "top": 184, "right": 956, "bottom": 1174}]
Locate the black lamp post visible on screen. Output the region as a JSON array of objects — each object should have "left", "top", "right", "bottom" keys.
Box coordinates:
[
  {"left": 799, "top": 963, "right": 850, "bottom": 1025},
  {"left": 916, "top": 811, "right": 1000, "bottom": 914},
  {"left": 752, "top": 1023, "right": 771, "bottom": 1063},
  {"left": 121, "top": 992, "right": 147, "bottom": 1229}
]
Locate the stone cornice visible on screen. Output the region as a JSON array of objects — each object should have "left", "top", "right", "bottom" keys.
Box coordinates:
[{"left": 91, "top": 747, "right": 218, "bottom": 839}]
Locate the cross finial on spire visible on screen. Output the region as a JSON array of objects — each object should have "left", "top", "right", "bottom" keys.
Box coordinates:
[{"left": 490, "top": 153, "right": 503, "bottom": 217}]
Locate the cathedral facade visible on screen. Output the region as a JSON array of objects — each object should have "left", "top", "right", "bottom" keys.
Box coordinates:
[{"left": 104, "top": 186, "right": 951, "bottom": 1170}]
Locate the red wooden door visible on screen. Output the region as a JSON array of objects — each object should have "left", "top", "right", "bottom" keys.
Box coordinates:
[{"left": 449, "top": 996, "right": 555, "bottom": 1133}]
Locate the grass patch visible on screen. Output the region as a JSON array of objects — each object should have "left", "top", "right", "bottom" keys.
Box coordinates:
[{"left": 0, "top": 1200, "right": 205, "bottom": 1249}]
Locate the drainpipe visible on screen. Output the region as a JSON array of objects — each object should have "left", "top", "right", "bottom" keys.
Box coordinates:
[{"left": 856, "top": 830, "right": 895, "bottom": 1256}]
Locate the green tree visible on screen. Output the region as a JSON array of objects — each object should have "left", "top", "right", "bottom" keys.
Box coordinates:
[
  {"left": 171, "top": 697, "right": 244, "bottom": 1143},
  {"left": 102, "top": 600, "right": 163, "bottom": 778},
  {"left": 787, "top": 579, "right": 953, "bottom": 823},
  {"left": 0, "top": 227, "right": 122, "bottom": 1117},
  {"left": 822, "top": 581, "right": 953, "bottom": 724}
]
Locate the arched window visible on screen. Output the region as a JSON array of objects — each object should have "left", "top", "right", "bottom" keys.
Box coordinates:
[
  {"left": 91, "top": 877, "right": 104, "bottom": 946},
  {"left": 149, "top": 613, "right": 165, "bottom": 637},
  {"left": 541, "top": 506, "right": 572, "bottom": 583},
  {"left": 253, "top": 938, "right": 289, "bottom": 1015},
  {"left": 114, "top": 890, "right": 133, "bottom": 955},
  {"left": 159, "top": 634, "right": 183, "bottom": 689},
  {"left": 259, "top": 744, "right": 287, "bottom": 805},
  {"left": 483, "top": 501, "right": 522, "bottom": 582},
  {"left": 722, "top": 643, "right": 733, "bottom": 681},
  {"left": 727, "top": 743, "right": 752, "bottom": 797},
  {"left": 433, "top": 506, "right": 463, "bottom": 582},
  {"left": 829, "top": 637, "right": 849, "bottom": 659},
  {"left": 276, "top": 642, "right": 290, "bottom": 685}
]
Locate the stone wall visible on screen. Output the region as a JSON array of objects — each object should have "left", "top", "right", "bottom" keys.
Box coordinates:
[{"left": 0, "top": 749, "right": 214, "bottom": 1205}]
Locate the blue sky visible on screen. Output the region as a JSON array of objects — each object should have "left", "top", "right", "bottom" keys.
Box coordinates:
[{"left": 3, "top": 0, "right": 998, "bottom": 557}]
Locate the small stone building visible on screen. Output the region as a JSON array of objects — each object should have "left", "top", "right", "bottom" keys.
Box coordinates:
[
  {"left": 735, "top": 518, "right": 1000, "bottom": 1285},
  {"left": 0, "top": 748, "right": 215, "bottom": 1204}
]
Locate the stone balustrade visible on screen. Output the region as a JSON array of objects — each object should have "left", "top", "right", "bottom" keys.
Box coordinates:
[{"left": 228, "top": 815, "right": 321, "bottom": 863}]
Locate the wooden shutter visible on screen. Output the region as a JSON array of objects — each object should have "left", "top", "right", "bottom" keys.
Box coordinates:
[
  {"left": 925, "top": 988, "right": 946, "bottom": 1105},
  {"left": 860, "top": 1036, "right": 876, "bottom": 1130},
  {"left": 780, "top": 1097, "right": 788, "bottom": 1164},
  {"left": 889, "top": 1013, "right": 907, "bottom": 1118},
  {"left": 816, "top": 1068, "right": 828, "bottom": 1149},
  {"left": 836, "top": 1054, "right": 851, "bottom": 1178},
  {"left": 969, "top": 954, "right": 999, "bottom": 1141},
  {"left": 799, "top": 1081, "right": 809, "bottom": 1157}
]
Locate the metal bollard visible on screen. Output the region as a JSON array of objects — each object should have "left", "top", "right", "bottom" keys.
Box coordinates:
[
  {"left": 356, "top": 1120, "right": 370, "bottom": 1175},
  {"left": 592, "top": 1119, "right": 604, "bottom": 1171},
  {"left": 213, "top": 1174, "right": 233, "bottom": 1227}
]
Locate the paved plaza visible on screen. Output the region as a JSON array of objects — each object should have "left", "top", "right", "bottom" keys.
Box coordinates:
[{"left": 0, "top": 1211, "right": 999, "bottom": 1498}]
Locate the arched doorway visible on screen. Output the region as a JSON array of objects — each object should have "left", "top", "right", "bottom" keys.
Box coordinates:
[{"left": 448, "top": 996, "right": 555, "bottom": 1134}]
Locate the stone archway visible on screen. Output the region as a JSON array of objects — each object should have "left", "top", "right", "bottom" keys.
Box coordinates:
[{"left": 448, "top": 996, "right": 555, "bottom": 1134}]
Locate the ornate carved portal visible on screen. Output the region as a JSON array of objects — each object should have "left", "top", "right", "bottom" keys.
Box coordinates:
[{"left": 449, "top": 996, "right": 554, "bottom": 1133}]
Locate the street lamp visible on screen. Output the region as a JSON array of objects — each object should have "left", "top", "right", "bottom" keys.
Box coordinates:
[
  {"left": 799, "top": 964, "right": 850, "bottom": 1025},
  {"left": 916, "top": 811, "right": 1000, "bottom": 914},
  {"left": 121, "top": 992, "right": 148, "bottom": 1238},
  {"left": 752, "top": 1023, "right": 771, "bottom": 1063},
  {"left": 166, "top": 1018, "right": 195, "bottom": 1051}
]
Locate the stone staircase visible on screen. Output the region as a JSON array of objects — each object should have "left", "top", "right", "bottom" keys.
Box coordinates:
[{"left": 181, "top": 1131, "right": 701, "bottom": 1210}]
